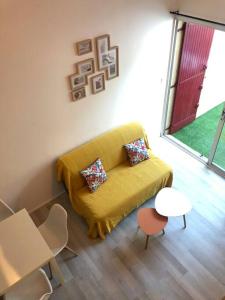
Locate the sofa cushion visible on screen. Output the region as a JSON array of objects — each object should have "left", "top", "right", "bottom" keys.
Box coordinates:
[
  {"left": 73, "top": 151, "right": 173, "bottom": 238},
  {"left": 80, "top": 158, "right": 107, "bottom": 192},
  {"left": 124, "top": 138, "right": 149, "bottom": 166}
]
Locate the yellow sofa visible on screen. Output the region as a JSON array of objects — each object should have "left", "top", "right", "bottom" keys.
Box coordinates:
[{"left": 57, "top": 122, "right": 173, "bottom": 239}]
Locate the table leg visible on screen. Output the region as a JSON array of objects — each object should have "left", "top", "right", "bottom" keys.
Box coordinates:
[
  {"left": 65, "top": 245, "right": 78, "bottom": 257},
  {"left": 48, "top": 262, "right": 53, "bottom": 280},
  {"left": 49, "top": 258, "right": 65, "bottom": 285},
  {"left": 162, "top": 229, "right": 165, "bottom": 235},
  {"left": 145, "top": 235, "right": 149, "bottom": 250},
  {"left": 183, "top": 215, "right": 186, "bottom": 229}
]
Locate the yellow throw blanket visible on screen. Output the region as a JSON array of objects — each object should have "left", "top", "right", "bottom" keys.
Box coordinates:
[{"left": 57, "top": 122, "right": 173, "bottom": 239}]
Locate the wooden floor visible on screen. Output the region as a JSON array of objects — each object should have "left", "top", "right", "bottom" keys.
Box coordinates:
[{"left": 32, "top": 138, "right": 225, "bottom": 300}]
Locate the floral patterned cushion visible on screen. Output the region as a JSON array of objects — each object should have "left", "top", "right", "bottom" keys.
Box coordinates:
[
  {"left": 80, "top": 158, "right": 107, "bottom": 192},
  {"left": 124, "top": 138, "right": 149, "bottom": 166}
]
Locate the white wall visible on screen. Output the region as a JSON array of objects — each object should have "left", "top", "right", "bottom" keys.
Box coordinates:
[
  {"left": 0, "top": 0, "right": 175, "bottom": 211},
  {"left": 197, "top": 30, "right": 225, "bottom": 117},
  {"left": 177, "top": 0, "right": 225, "bottom": 24}
]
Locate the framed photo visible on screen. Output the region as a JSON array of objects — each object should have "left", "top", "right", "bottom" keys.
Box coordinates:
[
  {"left": 106, "top": 46, "right": 119, "bottom": 80},
  {"left": 70, "top": 73, "right": 87, "bottom": 90},
  {"left": 91, "top": 73, "right": 105, "bottom": 94},
  {"left": 95, "top": 34, "right": 110, "bottom": 70},
  {"left": 76, "top": 58, "right": 95, "bottom": 76},
  {"left": 76, "top": 39, "right": 92, "bottom": 55},
  {"left": 72, "top": 87, "right": 86, "bottom": 101},
  {"left": 101, "top": 50, "right": 115, "bottom": 66}
]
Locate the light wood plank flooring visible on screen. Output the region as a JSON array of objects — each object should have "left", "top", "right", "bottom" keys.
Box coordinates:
[{"left": 32, "top": 138, "right": 225, "bottom": 300}]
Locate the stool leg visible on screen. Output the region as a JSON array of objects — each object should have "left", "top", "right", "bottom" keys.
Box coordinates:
[
  {"left": 145, "top": 235, "right": 149, "bottom": 250},
  {"left": 136, "top": 225, "right": 140, "bottom": 235},
  {"left": 183, "top": 215, "right": 186, "bottom": 228}
]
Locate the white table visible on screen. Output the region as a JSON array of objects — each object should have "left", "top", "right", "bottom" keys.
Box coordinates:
[
  {"left": 0, "top": 209, "right": 64, "bottom": 297},
  {"left": 155, "top": 187, "right": 192, "bottom": 228}
]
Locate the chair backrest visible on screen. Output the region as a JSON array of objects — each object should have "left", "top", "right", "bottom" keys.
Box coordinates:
[
  {"left": 43, "top": 204, "right": 68, "bottom": 247},
  {"left": 39, "top": 269, "right": 53, "bottom": 300},
  {"left": 5, "top": 268, "right": 53, "bottom": 300},
  {"left": 0, "top": 198, "right": 14, "bottom": 222}
]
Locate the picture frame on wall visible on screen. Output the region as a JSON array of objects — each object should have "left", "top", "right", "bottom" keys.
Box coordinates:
[
  {"left": 95, "top": 34, "right": 110, "bottom": 70},
  {"left": 90, "top": 73, "right": 105, "bottom": 94},
  {"left": 76, "top": 58, "right": 95, "bottom": 76},
  {"left": 105, "top": 46, "right": 119, "bottom": 80},
  {"left": 70, "top": 73, "right": 87, "bottom": 90},
  {"left": 72, "top": 87, "right": 86, "bottom": 101},
  {"left": 76, "top": 39, "right": 92, "bottom": 55}
]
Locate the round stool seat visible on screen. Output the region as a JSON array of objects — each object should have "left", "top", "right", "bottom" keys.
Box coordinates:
[{"left": 137, "top": 208, "right": 168, "bottom": 249}]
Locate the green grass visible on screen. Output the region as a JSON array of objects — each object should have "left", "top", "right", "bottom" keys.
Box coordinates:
[{"left": 172, "top": 102, "right": 225, "bottom": 170}]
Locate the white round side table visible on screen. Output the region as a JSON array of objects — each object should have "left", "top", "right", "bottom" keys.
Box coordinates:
[{"left": 155, "top": 187, "right": 192, "bottom": 228}]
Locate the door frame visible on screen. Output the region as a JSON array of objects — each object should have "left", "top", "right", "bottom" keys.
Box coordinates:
[
  {"left": 208, "top": 103, "right": 225, "bottom": 164},
  {"left": 161, "top": 15, "right": 225, "bottom": 178}
]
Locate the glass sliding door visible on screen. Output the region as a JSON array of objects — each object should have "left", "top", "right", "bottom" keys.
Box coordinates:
[{"left": 208, "top": 102, "right": 225, "bottom": 171}]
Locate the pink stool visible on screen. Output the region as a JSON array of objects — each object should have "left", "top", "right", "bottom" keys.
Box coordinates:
[{"left": 137, "top": 208, "right": 168, "bottom": 249}]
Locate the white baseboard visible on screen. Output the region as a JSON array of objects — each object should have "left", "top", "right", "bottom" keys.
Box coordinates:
[{"left": 28, "top": 190, "right": 66, "bottom": 214}]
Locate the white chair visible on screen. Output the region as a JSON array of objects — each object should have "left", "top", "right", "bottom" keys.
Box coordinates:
[
  {"left": 0, "top": 198, "right": 14, "bottom": 222},
  {"left": 38, "top": 204, "right": 77, "bottom": 278},
  {"left": 5, "top": 268, "right": 53, "bottom": 300}
]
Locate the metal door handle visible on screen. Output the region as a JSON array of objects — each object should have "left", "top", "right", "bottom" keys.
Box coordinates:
[{"left": 194, "top": 104, "right": 199, "bottom": 109}]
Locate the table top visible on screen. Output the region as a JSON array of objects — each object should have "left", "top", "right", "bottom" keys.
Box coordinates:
[
  {"left": 0, "top": 209, "right": 53, "bottom": 295},
  {"left": 155, "top": 187, "right": 192, "bottom": 217},
  {"left": 137, "top": 208, "right": 168, "bottom": 235}
]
